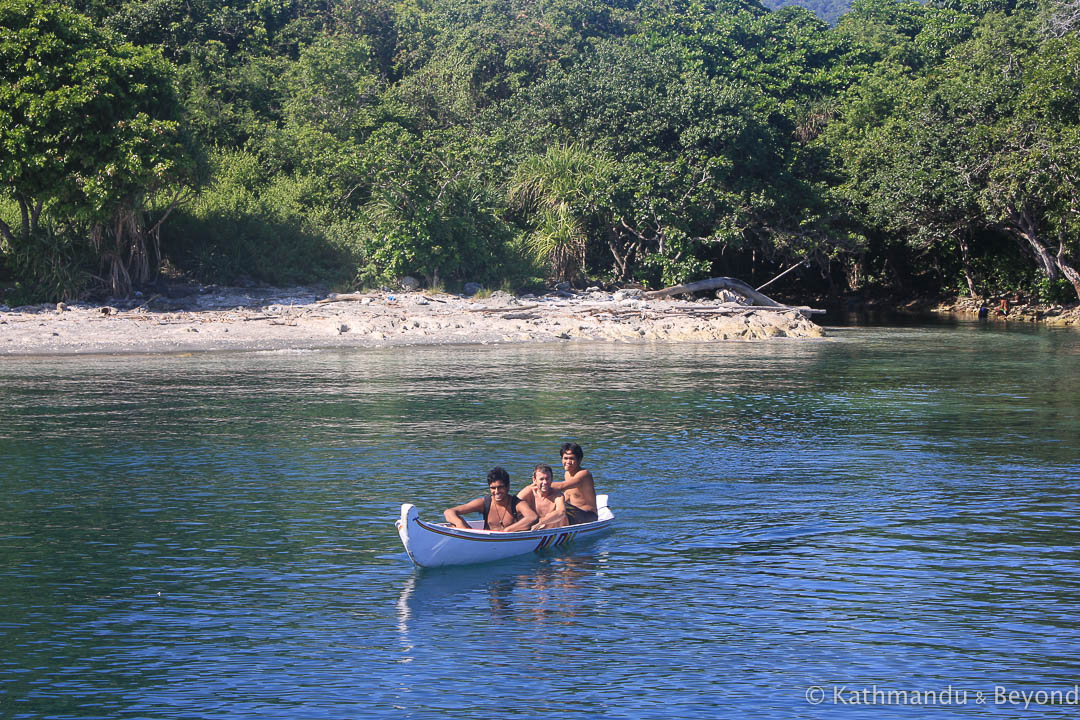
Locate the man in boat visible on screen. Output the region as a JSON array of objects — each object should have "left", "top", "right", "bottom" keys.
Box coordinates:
[
  {"left": 517, "top": 464, "right": 568, "bottom": 530},
  {"left": 552, "top": 442, "right": 599, "bottom": 525},
  {"left": 444, "top": 467, "right": 537, "bottom": 532}
]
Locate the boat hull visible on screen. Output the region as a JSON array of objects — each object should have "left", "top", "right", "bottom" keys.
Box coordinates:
[{"left": 396, "top": 494, "right": 614, "bottom": 568}]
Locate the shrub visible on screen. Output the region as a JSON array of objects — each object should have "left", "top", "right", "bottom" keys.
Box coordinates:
[{"left": 159, "top": 150, "right": 360, "bottom": 286}]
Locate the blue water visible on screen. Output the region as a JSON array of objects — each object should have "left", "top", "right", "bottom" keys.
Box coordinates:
[{"left": 2, "top": 325, "right": 1079, "bottom": 718}]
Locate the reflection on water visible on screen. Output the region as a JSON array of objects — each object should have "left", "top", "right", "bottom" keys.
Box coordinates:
[
  {"left": 397, "top": 551, "right": 603, "bottom": 631},
  {"left": 2, "top": 326, "right": 1080, "bottom": 718}
]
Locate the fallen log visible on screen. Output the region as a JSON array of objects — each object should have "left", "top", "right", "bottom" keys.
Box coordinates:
[
  {"left": 317, "top": 293, "right": 372, "bottom": 304},
  {"left": 584, "top": 300, "right": 824, "bottom": 319},
  {"left": 643, "top": 277, "right": 783, "bottom": 306},
  {"left": 670, "top": 304, "right": 825, "bottom": 315},
  {"left": 468, "top": 303, "right": 540, "bottom": 313}
]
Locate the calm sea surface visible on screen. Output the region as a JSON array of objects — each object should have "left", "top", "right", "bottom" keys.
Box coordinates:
[{"left": 2, "top": 324, "right": 1079, "bottom": 719}]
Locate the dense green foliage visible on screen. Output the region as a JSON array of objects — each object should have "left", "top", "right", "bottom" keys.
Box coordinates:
[
  {"left": 0, "top": 0, "right": 198, "bottom": 299},
  {"left": 3, "top": 0, "right": 1080, "bottom": 303}
]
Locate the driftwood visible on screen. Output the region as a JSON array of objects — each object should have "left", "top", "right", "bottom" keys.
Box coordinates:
[
  {"left": 467, "top": 303, "right": 539, "bottom": 313},
  {"left": 583, "top": 305, "right": 820, "bottom": 319},
  {"left": 317, "top": 293, "right": 371, "bottom": 304},
  {"left": 667, "top": 304, "right": 825, "bottom": 315},
  {"left": 642, "top": 277, "right": 824, "bottom": 314},
  {"left": 644, "top": 277, "right": 783, "bottom": 306}
]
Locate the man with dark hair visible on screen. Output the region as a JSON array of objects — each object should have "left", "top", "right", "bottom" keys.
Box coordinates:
[
  {"left": 554, "top": 442, "right": 598, "bottom": 524},
  {"left": 444, "top": 467, "right": 537, "bottom": 532},
  {"left": 517, "top": 463, "right": 568, "bottom": 530}
]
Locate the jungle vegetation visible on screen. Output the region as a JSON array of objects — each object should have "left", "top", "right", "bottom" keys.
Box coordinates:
[{"left": 3, "top": 0, "right": 1080, "bottom": 305}]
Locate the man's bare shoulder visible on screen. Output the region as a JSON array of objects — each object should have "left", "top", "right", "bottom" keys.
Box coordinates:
[{"left": 561, "top": 468, "right": 594, "bottom": 486}]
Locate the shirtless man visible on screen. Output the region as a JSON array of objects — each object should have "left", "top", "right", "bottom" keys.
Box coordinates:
[
  {"left": 553, "top": 442, "right": 598, "bottom": 525},
  {"left": 444, "top": 467, "right": 537, "bottom": 532},
  {"left": 517, "top": 464, "right": 568, "bottom": 530}
]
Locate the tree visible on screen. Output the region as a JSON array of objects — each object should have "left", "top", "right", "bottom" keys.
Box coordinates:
[
  {"left": 825, "top": 6, "right": 1080, "bottom": 300},
  {"left": 355, "top": 125, "right": 515, "bottom": 287},
  {"left": 977, "top": 28, "right": 1080, "bottom": 298},
  {"left": 0, "top": 0, "right": 196, "bottom": 296},
  {"left": 504, "top": 26, "right": 854, "bottom": 287}
]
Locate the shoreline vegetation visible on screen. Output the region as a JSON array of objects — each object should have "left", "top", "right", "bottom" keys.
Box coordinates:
[{"left": 4, "top": 0, "right": 1080, "bottom": 313}]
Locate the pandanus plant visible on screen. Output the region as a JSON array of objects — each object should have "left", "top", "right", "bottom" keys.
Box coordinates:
[{"left": 508, "top": 143, "right": 614, "bottom": 285}]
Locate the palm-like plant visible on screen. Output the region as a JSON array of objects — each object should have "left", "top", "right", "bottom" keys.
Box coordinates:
[{"left": 508, "top": 144, "right": 613, "bottom": 283}]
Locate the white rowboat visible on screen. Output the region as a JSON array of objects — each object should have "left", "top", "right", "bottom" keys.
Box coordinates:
[{"left": 396, "top": 494, "right": 614, "bottom": 568}]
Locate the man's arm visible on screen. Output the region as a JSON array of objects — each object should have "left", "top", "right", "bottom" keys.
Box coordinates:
[
  {"left": 513, "top": 491, "right": 538, "bottom": 521},
  {"left": 502, "top": 502, "right": 537, "bottom": 533},
  {"left": 553, "top": 468, "right": 592, "bottom": 492},
  {"left": 443, "top": 497, "right": 485, "bottom": 529}
]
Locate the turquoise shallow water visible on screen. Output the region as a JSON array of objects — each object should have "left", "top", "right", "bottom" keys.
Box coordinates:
[{"left": 2, "top": 325, "right": 1080, "bottom": 718}]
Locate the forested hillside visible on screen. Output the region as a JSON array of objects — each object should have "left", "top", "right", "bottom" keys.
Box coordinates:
[{"left": 2, "top": 0, "right": 1080, "bottom": 305}]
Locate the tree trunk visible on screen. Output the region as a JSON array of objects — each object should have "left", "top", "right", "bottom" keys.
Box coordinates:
[
  {"left": 844, "top": 255, "right": 868, "bottom": 292},
  {"left": 30, "top": 200, "right": 42, "bottom": 237},
  {"left": 1008, "top": 208, "right": 1058, "bottom": 280},
  {"left": 1004, "top": 209, "right": 1080, "bottom": 302},
  {"left": 611, "top": 218, "right": 647, "bottom": 281},
  {"left": 957, "top": 233, "right": 977, "bottom": 297},
  {"left": 17, "top": 194, "right": 30, "bottom": 242},
  {"left": 1059, "top": 262, "right": 1080, "bottom": 301},
  {"left": 1057, "top": 236, "right": 1080, "bottom": 301},
  {"left": 607, "top": 236, "right": 629, "bottom": 280}
]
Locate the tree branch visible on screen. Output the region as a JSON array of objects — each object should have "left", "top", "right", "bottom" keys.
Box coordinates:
[
  {"left": 30, "top": 200, "right": 43, "bottom": 236},
  {"left": 146, "top": 186, "right": 192, "bottom": 237},
  {"left": 428, "top": 170, "right": 463, "bottom": 212},
  {"left": 677, "top": 166, "right": 711, "bottom": 205}
]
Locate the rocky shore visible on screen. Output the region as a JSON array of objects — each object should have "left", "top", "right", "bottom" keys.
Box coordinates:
[
  {"left": 931, "top": 296, "right": 1080, "bottom": 326},
  {"left": 0, "top": 285, "right": 826, "bottom": 355}
]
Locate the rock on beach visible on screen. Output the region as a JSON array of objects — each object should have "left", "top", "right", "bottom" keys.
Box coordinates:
[{"left": 0, "top": 286, "right": 826, "bottom": 355}]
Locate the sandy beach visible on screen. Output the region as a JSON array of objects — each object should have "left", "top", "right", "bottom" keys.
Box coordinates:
[{"left": 0, "top": 285, "right": 827, "bottom": 355}]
